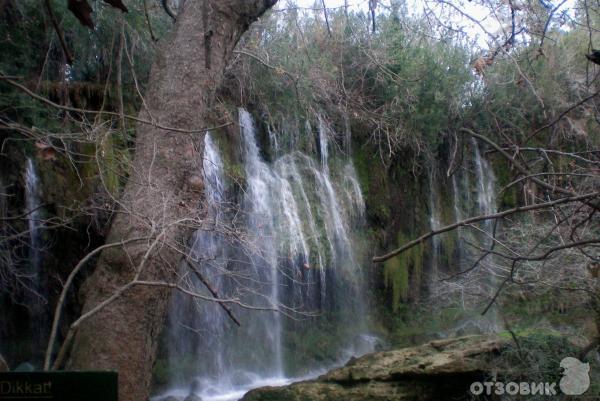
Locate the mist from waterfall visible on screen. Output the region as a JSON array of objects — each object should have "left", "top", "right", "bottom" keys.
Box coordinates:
[{"left": 162, "top": 109, "right": 372, "bottom": 401}]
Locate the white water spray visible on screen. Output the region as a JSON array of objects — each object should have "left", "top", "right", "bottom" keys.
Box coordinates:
[{"left": 161, "top": 110, "right": 372, "bottom": 401}]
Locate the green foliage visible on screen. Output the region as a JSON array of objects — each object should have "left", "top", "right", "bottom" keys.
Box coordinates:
[
  {"left": 211, "top": 125, "right": 247, "bottom": 190},
  {"left": 497, "top": 333, "right": 600, "bottom": 399},
  {"left": 2, "top": 1, "right": 598, "bottom": 385},
  {"left": 351, "top": 145, "right": 392, "bottom": 226},
  {"left": 384, "top": 304, "right": 470, "bottom": 347},
  {"left": 283, "top": 317, "right": 352, "bottom": 375},
  {"left": 231, "top": 6, "right": 475, "bottom": 163},
  {"left": 503, "top": 334, "right": 573, "bottom": 378},
  {"left": 383, "top": 232, "right": 424, "bottom": 311},
  {"left": 0, "top": 0, "right": 175, "bottom": 220},
  {"left": 383, "top": 255, "right": 408, "bottom": 311}
]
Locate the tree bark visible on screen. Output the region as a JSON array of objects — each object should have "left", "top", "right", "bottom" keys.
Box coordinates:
[{"left": 67, "top": 2, "right": 276, "bottom": 401}]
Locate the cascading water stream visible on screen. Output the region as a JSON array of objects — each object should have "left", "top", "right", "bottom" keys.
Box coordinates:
[
  {"left": 470, "top": 138, "right": 502, "bottom": 332},
  {"left": 24, "top": 157, "right": 47, "bottom": 320},
  {"left": 159, "top": 109, "right": 372, "bottom": 401},
  {"left": 472, "top": 139, "right": 497, "bottom": 221},
  {"left": 318, "top": 118, "right": 329, "bottom": 173},
  {"left": 432, "top": 140, "right": 503, "bottom": 336},
  {"left": 428, "top": 167, "right": 442, "bottom": 298},
  {"left": 22, "top": 157, "right": 50, "bottom": 361},
  {"left": 451, "top": 174, "right": 466, "bottom": 304},
  {"left": 25, "top": 158, "right": 42, "bottom": 280}
]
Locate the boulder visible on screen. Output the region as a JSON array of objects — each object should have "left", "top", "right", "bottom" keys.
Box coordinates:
[{"left": 242, "top": 335, "right": 507, "bottom": 401}]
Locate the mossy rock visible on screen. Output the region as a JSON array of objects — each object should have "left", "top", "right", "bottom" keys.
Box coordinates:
[{"left": 241, "top": 335, "right": 507, "bottom": 401}]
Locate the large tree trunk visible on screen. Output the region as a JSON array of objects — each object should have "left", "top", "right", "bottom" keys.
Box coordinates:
[{"left": 67, "top": 2, "right": 276, "bottom": 401}]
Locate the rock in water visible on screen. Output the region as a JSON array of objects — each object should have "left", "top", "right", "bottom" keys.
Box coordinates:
[
  {"left": 0, "top": 354, "right": 8, "bottom": 371},
  {"left": 241, "top": 335, "right": 507, "bottom": 401}
]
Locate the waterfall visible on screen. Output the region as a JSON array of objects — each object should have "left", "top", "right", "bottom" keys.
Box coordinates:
[
  {"left": 203, "top": 134, "right": 225, "bottom": 210},
  {"left": 161, "top": 110, "right": 371, "bottom": 401},
  {"left": 267, "top": 124, "right": 279, "bottom": 159},
  {"left": 166, "top": 133, "right": 235, "bottom": 393},
  {"left": 25, "top": 158, "right": 42, "bottom": 278},
  {"left": 342, "top": 163, "right": 365, "bottom": 220},
  {"left": 430, "top": 140, "right": 502, "bottom": 336},
  {"left": 472, "top": 138, "right": 497, "bottom": 220},
  {"left": 239, "top": 109, "right": 287, "bottom": 379},
  {"left": 22, "top": 157, "right": 50, "bottom": 363},
  {"left": 451, "top": 174, "right": 464, "bottom": 282},
  {"left": 428, "top": 167, "right": 442, "bottom": 296},
  {"left": 470, "top": 138, "right": 502, "bottom": 331},
  {"left": 318, "top": 118, "right": 329, "bottom": 173},
  {"left": 451, "top": 175, "right": 464, "bottom": 225},
  {"left": 24, "top": 157, "right": 47, "bottom": 318},
  {"left": 444, "top": 140, "right": 502, "bottom": 334}
]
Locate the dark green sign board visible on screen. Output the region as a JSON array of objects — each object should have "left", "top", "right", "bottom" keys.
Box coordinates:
[{"left": 0, "top": 372, "right": 118, "bottom": 401}]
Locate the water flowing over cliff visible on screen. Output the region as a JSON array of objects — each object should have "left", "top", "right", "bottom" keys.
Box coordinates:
[
  {"left": 25, "top": 158, "right": 41, "bottom": 272},
  {"left": 24, "top": 158, "right": 46, "bottom": 323},
  {"left": 429, "top": 140, "right": 502, "bottom": 334},
  {"left": 161, "top": 109, "right": 373, "bottom": 401}
]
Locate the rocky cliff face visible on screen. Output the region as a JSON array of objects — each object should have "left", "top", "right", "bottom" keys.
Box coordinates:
[{"left": 241, "top": 335, "right": 506, "bottom": 401}]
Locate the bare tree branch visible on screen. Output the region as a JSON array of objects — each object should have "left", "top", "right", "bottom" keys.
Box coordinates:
[{"left": 373, "top": 192, "right": 599, "bottom": 263}]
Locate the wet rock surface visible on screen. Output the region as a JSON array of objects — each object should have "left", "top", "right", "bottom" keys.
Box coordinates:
[{"left": 241, "top": 335, "right": 507, "bottom": 401}]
